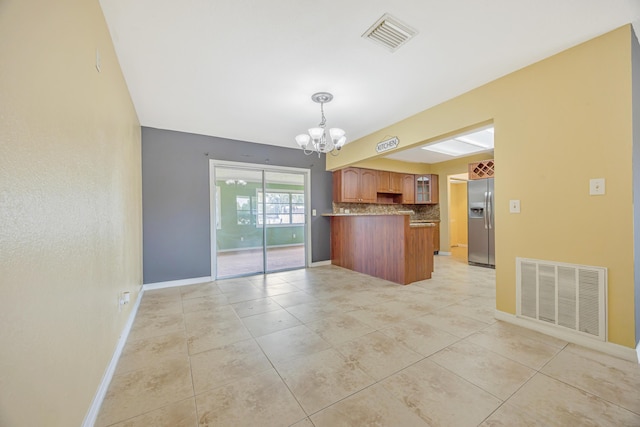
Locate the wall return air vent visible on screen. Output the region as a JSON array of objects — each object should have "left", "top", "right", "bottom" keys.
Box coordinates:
[
  {"left": 362, "top": 13, "right": 417, "bottom": 52},
  {"left": 516, "top": 257, "right": 607, "bottom": 341}
]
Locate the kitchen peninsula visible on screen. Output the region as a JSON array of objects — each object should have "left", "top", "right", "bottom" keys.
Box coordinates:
[{"left": 326, "top": 213, "right": 434, "bottom": 285}]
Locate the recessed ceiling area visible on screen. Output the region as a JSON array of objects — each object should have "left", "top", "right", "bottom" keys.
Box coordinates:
[
  {"left": 384, "top": 126, "right": 494, "bottom": 164},
  {"left": 98, "top": 1, "right": 640, "bottom": 151}
]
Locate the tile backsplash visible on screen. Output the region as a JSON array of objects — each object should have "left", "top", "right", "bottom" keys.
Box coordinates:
[{"left": 333, "top": 202, "right": 440, "bottom": 221}]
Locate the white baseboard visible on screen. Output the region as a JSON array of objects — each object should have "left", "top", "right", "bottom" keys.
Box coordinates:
[
  {"left": 495, "top": 310, "right": 639, "bottom": 363},
  {"left": 310, "top": 260, "right": 331, "bottom": 267},
  {"left": 143, "top": 276, "right": 213, "bottom": 291},
  {"left": 82, "top": 290, "right": 144, "bottom": 427},
  {"left": 438, "top": 252, "right": 452, "bottom": 256}
]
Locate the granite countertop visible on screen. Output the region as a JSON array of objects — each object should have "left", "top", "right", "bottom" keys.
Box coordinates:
[
  {"left": 322, "top": 212, "right": 413, "bottom": 217},
  {"left": 409, "top": 222, "right": 436, "bottom": 227}
]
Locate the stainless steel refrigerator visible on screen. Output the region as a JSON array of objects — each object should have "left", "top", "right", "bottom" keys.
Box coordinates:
[{"left": 468, "top": 178, "right": 495, "bottom": 267}]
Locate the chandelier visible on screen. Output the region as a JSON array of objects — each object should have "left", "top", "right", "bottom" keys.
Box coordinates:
[
  {"left": 225, "top": 179, "right": 246, "bottom": 186},
  {"left": 295, "top": 92, "right": 346, "bottom": 157}
]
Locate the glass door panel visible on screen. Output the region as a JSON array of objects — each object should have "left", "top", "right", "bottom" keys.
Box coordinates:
[
  {"left": 214, "top": 167, "right": 264, "bottom": 279},
  {"left": 264, "top": 171, "right": 306, "bottom": 272}
]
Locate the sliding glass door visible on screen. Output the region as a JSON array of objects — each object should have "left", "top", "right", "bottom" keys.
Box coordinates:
[
  {"left": 264, "top": 171, "right": 306, "bottom": 272},
  {"left": 214, "top": 167, "right": 264, "bottom": 278},
  {"left": 211, "top": 162, "right": 308, "bottom": 279}
]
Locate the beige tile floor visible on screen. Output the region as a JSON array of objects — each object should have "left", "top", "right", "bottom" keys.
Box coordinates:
[{"left": 96, "top": 254, "right": 640, "bottom": 427}]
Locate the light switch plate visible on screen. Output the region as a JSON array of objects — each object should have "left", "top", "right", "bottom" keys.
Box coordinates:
[
  {"left": 509, "top": 200, "right": 521, "bottom": 213},
  {"left": 589, "top": 178, "right": 605, "bottom": 195},
  {"left": 312, "top": 209, "right": 317, "bottom": 216}
]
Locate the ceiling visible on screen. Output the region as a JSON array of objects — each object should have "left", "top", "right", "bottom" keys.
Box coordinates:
[
  {"left": 385, "top": 125, "right": 494, "bottom": 164},
  {"left": 99, "top": 1, "right": 640, "bottom": 164}
]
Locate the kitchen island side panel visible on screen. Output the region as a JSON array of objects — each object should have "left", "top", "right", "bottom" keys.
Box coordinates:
[{"left": 330, "top": 215, "right": 432, "bottom": 285}]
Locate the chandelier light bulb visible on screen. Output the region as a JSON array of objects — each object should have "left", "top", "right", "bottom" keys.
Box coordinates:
[
  {"left": 295, "top": 134, "right": 310, "bottom": 148},
  {"left": 329, "top": 128, "right": 345, "bottom": 142},
  {"left": 308, "top": 127, "right": 324, "bottom": 141}
]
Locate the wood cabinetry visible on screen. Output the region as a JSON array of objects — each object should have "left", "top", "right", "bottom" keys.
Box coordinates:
[
  {"left": 401, "top": 174, "right": 415, "bottom": 204},
  {"left": 334, "top": 168, "right": 438, "bottom": 206},
  {"left": 468, "top": 159, "right": 495, "bottom": 180},
  {"left": 330, "top": 214, "right": 434, "bottom": 285},
  {"left": 433, "top": 222, "right": 440, "bottom": 253},
  {"left": 377, "top": 171, "right": 403, "bottom": 193},
  {"left": 333, "top": 167, "right": 377, "bottom": 203},
  {"left": 415, "top": 174, "right": 439, "bottom": 204}
]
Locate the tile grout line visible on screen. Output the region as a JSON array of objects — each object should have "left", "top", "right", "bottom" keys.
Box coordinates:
[{"left": 181, "top": 289, "right": 201, "bottom": 425}]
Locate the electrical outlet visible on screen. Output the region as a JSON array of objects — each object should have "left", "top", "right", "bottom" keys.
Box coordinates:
[
  {"left": 292, "top": 233, "right": 296, "bottom": 238},
  {"left": 509, "top": 200, "right": 520, "bottom": 213},
  {"left": 118, "top": 291, "right": 130, "bottom": 310}
]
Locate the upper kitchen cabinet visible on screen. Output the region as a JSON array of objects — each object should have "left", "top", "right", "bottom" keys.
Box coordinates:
[
  {"left": 415, "top": 174, "right": 439, "bottom": 204},
  {"left": 333, "top": 167, "right": 377, "bottom": 203},
  {"left": 401, "top": 174, "right": 415, "bottom": 204},
  {"left": 376, "top": 171, "right": 403, "bottom": 193}
]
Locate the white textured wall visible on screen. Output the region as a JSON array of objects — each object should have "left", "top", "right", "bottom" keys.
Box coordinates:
[{"left": 0, "top": 0, "right": 142, "bottom": 425}]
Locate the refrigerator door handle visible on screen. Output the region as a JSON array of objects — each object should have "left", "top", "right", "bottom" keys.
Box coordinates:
[
  {"left": 484, "top": 191, "right": 488, "bottom": 229},
  {"left": 487, "top": 191, "right": 493, "bottom": 229}
]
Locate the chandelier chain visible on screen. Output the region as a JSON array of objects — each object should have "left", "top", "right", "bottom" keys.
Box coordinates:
[{"left": 319, "top": 102, "right": 326, "bottom": 128}]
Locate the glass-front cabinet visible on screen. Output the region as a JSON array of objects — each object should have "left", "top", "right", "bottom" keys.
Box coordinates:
[{"left": 415, "top": 174, "right": 439, "bottom": 204}]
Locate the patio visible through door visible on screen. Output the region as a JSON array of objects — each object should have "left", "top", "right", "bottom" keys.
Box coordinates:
[{"left": 211, "top": 162, "right": 308, "bottom": 279}]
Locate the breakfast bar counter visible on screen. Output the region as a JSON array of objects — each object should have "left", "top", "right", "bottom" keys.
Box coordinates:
[{"left": 325, "top": 213, "right": 434, "bottom": 285}]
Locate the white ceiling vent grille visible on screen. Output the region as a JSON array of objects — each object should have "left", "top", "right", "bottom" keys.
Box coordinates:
[
  {"left": 516, "top": 257, "right": 607, "bottom": 341},
  {"left": 362, "top": 13, "right": 417, "bottom": 52}
]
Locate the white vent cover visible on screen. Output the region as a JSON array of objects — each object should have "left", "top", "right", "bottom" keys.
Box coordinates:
[
  {"left": 516, "top": 257, "right": 607, "bottom": 341},
  {"left": 362, "top": 13, "right": 417, "bottom": 52}
]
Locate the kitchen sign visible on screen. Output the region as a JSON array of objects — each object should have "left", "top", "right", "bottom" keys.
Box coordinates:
[{"left": 376, "top": 136, "right": 399, "bottom": 153}]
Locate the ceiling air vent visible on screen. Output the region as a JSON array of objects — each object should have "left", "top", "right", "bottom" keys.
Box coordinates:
[{"left": 362, "top": 13, "right": 417, "bottom": 52}]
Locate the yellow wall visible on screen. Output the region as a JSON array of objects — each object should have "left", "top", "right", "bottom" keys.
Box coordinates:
[
  {"left": 0, "top": 0, "right": 142, "bottom": 425},
  {"left": 328, "top": 26, "right": 635, "bottom": 348},
  {"left": 449, "top": 182, "right": 468, "bottom": 247},
  {"left": 351, "top": 158, "right": 432, "bottom": 174}
]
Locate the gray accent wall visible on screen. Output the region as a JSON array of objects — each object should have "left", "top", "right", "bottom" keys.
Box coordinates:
[
  {"left": 632, "top": 29, "right": 640, "bottom": 347},
  {"left": 142, "top": 127, "right": 333, "bottom": 284}
]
